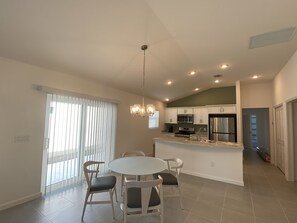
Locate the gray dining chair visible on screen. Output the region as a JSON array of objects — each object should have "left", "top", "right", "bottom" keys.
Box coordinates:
[
  {"left": 81, "top": 161, "right": 117, "bottom": 221},
  {"left": 121, "top": 176, "right": 164, "bottom": 223},
  {"left": 153, "top": 158, "right": 184, "bottom": 209}
]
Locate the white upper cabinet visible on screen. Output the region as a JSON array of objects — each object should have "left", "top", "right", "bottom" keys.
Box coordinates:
[
  {"left": 165, "top": 105, "right": 236, "bottom": 124},
  {"left": 165, "top": 108, "right": 177, "bottom": 124},
  {"left": 194, "top": 107, "right": 208, "bottom": 125},
  {"left": 177, "top": 107, "right": 193, "bottom": 114},
  {"left": 208, "top": 105, "right": 236, "bottom": 114}
]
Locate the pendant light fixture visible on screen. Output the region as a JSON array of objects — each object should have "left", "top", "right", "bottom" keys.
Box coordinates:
[{"left": 130, "top": 45, "right": 155, "bottom": 117}]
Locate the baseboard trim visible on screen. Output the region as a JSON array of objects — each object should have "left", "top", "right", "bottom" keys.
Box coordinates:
[
  {"left": 0, "top": 192, "right": 42, "bottom": 211},
  {"left": 182, "top": 170, "right": 244, "bottom": 186}
]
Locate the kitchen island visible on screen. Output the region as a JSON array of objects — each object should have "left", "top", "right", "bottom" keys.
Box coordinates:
[{"left": 155, "top": 136, "right": 244, "bottom": 186}]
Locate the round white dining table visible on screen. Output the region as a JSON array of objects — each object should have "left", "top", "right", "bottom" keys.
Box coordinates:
[{"left": 108, "top": 156, "right": 167, "bottom": 175}]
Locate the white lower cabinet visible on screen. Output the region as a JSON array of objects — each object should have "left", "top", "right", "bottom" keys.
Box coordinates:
[
  {"left": 165, "top": 108, "right": 177, "bottom": 124},
  {"left": 194, "top": 107, "right": 208, "bottom": 124}
]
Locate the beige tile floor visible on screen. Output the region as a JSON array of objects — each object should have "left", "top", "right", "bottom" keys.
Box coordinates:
[{"left": 1, "top": 148, "right": 297, "bottom": 223}]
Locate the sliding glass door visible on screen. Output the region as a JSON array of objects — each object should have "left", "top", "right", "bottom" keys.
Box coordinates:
[{"left": 43, "top": 94, "right": 117, "bottom": 193}]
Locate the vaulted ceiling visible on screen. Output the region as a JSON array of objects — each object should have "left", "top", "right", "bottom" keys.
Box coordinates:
[{"left": 1, "top": 0, "right": 297, "bottom": 101}]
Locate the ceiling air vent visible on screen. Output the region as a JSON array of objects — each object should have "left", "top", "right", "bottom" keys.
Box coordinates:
[{"left": 249, "top": 27, "right": 296, "bottom": 49}]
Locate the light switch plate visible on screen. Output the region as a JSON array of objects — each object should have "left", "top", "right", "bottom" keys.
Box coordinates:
[{"left": 14, "top": 135, "right": 30, "bottom": 143}]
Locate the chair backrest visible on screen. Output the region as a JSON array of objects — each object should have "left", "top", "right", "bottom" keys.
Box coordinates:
[
  {"left": 124, "top": 176, "right": 163, "bottom": 214},
  {"left": 83, "top": 161, "right": 104, "bottom": 188},
  {"left": 164, "top": 158, "right": 183, "bottom": 176},
  {"left": 122, "top": 150, "right": 146, "bottom": 157}
]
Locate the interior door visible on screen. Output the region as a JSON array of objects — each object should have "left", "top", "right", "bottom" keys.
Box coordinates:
[{"left": 275, "top": 106, "right": 285, "bottom": 173}]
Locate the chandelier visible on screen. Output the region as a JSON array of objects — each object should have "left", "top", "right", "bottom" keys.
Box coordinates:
[{"left": 130, "top": 45, "right": 156, "bottom": 117}]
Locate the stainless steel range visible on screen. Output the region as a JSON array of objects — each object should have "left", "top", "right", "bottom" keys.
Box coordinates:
[{"left": 175, "top": 127, "right": 195, "bottom": 138}]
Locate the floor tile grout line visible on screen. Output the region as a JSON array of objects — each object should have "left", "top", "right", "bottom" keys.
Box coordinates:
[
  {"left": 27, "top": 200, "right": 48, "bottom": 218},
  {"left": 219, "top": 184, "right": 228, "bottom": 223},
  {"left": 187, "top": 180, "right": 205, "bottom": 220},
  {"left": 263, "top": 166, "right": 290, "bottom": 223},
  {"left": 248, "top": 175, "right": 257, "bottom": 223},
  {"left": 182, "top": 180, "right": 205, "bottom": 223},
  {"left": 248, "top": 148, "right": 293, "bottom": 223}
]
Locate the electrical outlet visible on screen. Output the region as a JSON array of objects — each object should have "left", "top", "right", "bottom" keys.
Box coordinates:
[{"left": 211, "top": 161, "right": 215, "bottom": 167}]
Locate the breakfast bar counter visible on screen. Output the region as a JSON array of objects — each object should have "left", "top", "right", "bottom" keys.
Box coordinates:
[{"left": 154, "top": 136, "right": 244, "bottom": 186}]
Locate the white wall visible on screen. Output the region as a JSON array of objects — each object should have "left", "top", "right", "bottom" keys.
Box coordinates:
[
  {"left": 0, "top": 57, "right": 165, "bottom": 209},
  {"left": 273, "top": 50, "right": 297, "bottom": 181},
  {"left": 293, "top": 101, "right": 297, "bottom": 180},
  {"left": 274, "top": 51, "right": 297, "bottom": 105},
  {"left": 236, "top": 81, "right": 242, "bottom": 144},
  {"left": 241, "top": 81, "right": 273, "bottom": 108},
  {"left": 240, "top": 81, "right": 274, "bottom": 161}
]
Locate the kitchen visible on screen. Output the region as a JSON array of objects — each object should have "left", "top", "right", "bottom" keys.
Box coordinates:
[
  {"left": 155, "top": 86, "right": 244, "bottom": 185},
  {"left": 164, "top": 87, "right": 236, "bottom": 139}
]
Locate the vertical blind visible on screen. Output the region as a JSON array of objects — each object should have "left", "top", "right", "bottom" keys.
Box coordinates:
[{"left": 44, "top": 93, "right": 117, "bottom": 193}]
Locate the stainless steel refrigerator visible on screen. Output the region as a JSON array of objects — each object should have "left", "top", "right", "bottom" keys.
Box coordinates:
[{"left": 209, "top": 114, "right": 237, "bottom": 142}]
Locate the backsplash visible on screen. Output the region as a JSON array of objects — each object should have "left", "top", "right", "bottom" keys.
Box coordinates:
[{"left": 164, "top": 123, "right": 207, "bottom": 133}]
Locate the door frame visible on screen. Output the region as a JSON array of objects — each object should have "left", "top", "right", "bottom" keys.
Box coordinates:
[
  {"left": 242, "top": 113, "right": 252, "bottom": 149},
  {"left": 274, "top": 105, "right": 285, "bottom": 173},
  {"left": 286, "top": 96, "right": 297, "bottom": 181},
  {"left": 242, "top": 108, "right": 270, "bottom": 151}
]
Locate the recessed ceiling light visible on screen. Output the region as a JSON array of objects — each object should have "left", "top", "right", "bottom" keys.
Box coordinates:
[
  {"left": 189, "top": 71, "right": 196, "bottom": 76},
  {"left": 220, "top": 64, "right": 229, "bottom": 69},
  {"left": 167, "top": 80, "right": 172, "bottom": 85},
  {"left": 165, "top": 98, "right": 169, "bottom": 102},
  {"left": 252, "top": 75, "right": 260, "bottom": 79},
  {"left": 194, "top": 88, "right": 199, "bottom": 91}
]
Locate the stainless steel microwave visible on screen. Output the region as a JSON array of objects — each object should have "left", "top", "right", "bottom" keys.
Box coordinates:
[{"left": 177, "top": 114, "right": 194, "bottom": 124}]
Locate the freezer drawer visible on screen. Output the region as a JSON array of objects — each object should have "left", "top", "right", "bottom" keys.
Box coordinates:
[{"left": 209, "top": 133, "right": 236, "bottom": 142}]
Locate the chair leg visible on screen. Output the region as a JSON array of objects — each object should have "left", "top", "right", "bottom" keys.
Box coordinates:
[
  {"left": 160, "top": 204, "right": 164, "bottom": 223},
  {"left": 81, "top": 192, "right": 90, "bottom": 221},
  {"left": 109, "top": 190, "right": 115, "bottom": 219},
  {"left": 121, "top": 174, "right": 124, "bottom": 196},
  {"left": 114, "top": 186, "right": 118, "bottom": 202},
  {"left": 177, "top": 185, "right": 183, "bottom": 209}
]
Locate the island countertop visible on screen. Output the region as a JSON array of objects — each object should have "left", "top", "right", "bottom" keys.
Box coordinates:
[{"left": 155, "top": 135, "right": 244, "bottom": 150}]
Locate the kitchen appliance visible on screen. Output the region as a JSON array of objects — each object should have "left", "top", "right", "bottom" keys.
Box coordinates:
[
  {"left": 209, "top": 114, "right": 237, "bottom": 142},
  {"left": 175, "top": 127, "right": 195, "bottom": 138},
  {"left": 177, "top": 114, "right": 194, "bottom": 124}
]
